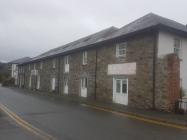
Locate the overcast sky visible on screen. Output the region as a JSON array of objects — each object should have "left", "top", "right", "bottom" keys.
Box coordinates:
[{"left": 0, "top": 0, "right": 187, "bottom": 62}]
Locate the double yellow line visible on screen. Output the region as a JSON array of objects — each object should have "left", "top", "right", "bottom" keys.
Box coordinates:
[
  {"left": 82, "top": 104, "right": 187, "bottom": 130},
  {"left": 0, "top": 103, "right": 57, "bottom": 140}
]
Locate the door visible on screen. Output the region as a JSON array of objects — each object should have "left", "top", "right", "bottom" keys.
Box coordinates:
[
  {"left": 29, "top": 75, "right": 32, "bottom": 89},
  {"left": 64, "top": 78, "right": 68, "bottom": 94},
  {"left": 81, "top": 77, "right": 87, "bottom": 97},
  {"left": 113, "top": 78, "right": 128, "bottom": 105},
  {"left": 36, "top": 75, "right": 40, "bottom": 90}
]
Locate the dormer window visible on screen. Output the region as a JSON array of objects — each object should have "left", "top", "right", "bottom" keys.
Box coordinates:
[
  {"left": 174, "top": 38, "right": 181, "bottom": 56},
  {"left": 116, "top": 42, "right": 127, "bottom": 57},
  {"left": 82, "top": 51, "right": 87, "bottom": 65}
]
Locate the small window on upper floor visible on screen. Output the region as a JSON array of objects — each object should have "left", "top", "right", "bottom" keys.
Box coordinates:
[
  {"left": 174, "top": 38, "right": 181, "bottom": 56},
  {"left": 116, "top": 42, "right": 127, "bottom": 57},
  {"left": 28, "top": 64, "right": 30, "bottom": 71},
  {"left": 40, "top": 61, "right": 43, "bottom": 69},
  {"left": 33, "top": 64, "right": 36, "bottom": 70},
  {"left": 52, "top": 59, "right": 56, "bottom": 68},
  {"left": 65, "top": 56, "right": 69, "bottom": 65},
  {"left": 82, "top": 51, "right": 87, "bottom": 65}
]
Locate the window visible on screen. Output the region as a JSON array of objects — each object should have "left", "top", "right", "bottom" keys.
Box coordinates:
[
  {"left": 115, "top": 79, "right": 128, "bottom": 94},
  {"left": 81, "top": 77, "right": 87, "bottom": 89},
  {"left": 40, "top": 62, "right": 43, "bottom": 69},
  {"left": 64, "top": 56, "right": 69, "bottom": 73},
  {"left": 34, "top": 64, "right": 36, "bottom": 70},
  {"left": 174, "top": 38, "right": 181, "bottom": 56},
  {"left": 116, "top": 42, "right": 127, "bottom": 57},
  {"left": 52, "top": 59, "right": 56, "bottom": 68},
  {"left": 82, "top": 51, "right": 87, "bottom": 65}
]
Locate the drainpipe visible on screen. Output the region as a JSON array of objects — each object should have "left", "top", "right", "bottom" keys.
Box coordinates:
[
  {"left": 94, "top": 47, "right": 98, "bottom": 100},
  {"left": 58, "top": 57, "right": 61, "bottom": 94},
  {"left": 152, "top": 30, "right": 159, "bottom": 109}
]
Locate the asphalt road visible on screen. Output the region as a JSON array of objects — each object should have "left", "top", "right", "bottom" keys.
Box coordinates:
[{"left": 0, "top": 87, "right": 187, "bottom": 140}]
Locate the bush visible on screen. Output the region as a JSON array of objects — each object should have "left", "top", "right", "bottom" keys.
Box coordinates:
[{"left": 2, "top": 78, "right": 15, "bottom": 87}]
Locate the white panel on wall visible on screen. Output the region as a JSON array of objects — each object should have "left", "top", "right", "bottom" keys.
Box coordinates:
[{"left": 108, "top": 62, "right": 136, "bottom": 75}]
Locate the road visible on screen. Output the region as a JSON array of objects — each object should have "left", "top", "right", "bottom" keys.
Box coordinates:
[{"left": 0, "top": 87, "right": 187, "bottom": 140}]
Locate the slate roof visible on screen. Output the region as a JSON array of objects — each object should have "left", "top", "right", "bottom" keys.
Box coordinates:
[
  {"left": 21, "top": 13, "right": 187, "bottom": 64},
  {"left": 31, "top": 26, "right": 118, "bottom": 61},
  {"left": 9, "top": 57, "right": 32, "bottom": 64},
  {"left": 103, "top": 13, "right": 187, "bottom": 41}
]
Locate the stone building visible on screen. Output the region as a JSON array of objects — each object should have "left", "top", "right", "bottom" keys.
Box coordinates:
[
  {"left": 8, "top": 57, "right": 31, "bottom": 86},
  {"left": 18, "top": 13, "right": 187, "bottom": 111}
]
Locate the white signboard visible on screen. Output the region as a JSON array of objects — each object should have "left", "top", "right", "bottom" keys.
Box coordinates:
[{"left": 108, "top": 62, "right": 136, "bottom": 75}]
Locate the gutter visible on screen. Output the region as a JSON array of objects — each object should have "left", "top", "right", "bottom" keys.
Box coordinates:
[
  {"left": 152, "top": 30, "right": 159, "bottom": 109},
  {"left": 57, "top": 57, "right": 61, "bottom": 94},
  {"left": 94, "top": 48, "right": 98, "bottom": 100}
]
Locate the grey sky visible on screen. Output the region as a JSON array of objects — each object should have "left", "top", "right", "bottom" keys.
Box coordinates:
[{"left": 0, "top": 0, "right": 187, "bottom": 62}]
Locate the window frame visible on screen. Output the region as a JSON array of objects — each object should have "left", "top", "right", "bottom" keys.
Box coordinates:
[
  {"left": 116, "top": 42, "right": 127, "bottom": 57},
  {"left": 114, "top": 78, "right": 128, "bottom": 94},
  {"left": 82, "top": 51, "right": 88, "bottom": 65},
  {"left": 174, "top": 38, "right": 181, "bottom": 56},
  {"left": 52, "top": 59, "right": 56, "bottom": 69},
  {"left": 65, "top": 55, "right": 69, "bottom": 65},
  {"left": 40, "top": 61, "right": 43, "bottom": 69}
]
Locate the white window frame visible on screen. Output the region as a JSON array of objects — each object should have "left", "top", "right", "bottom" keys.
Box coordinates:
[
  {"left": 82, "top": 51, "right": 87, "bottom": 65},
  {"left": 52, "top": 59, "right": 56, "bottom": 68},
  {"left": 65, "top": 56, "right": 69, "bottom": 65},
  {"left": 28, "top": 64, "right": 30, "bottom": 71},
  {"left": 40, "top": 62, "right": 43, "bottom": 69},
  {"left": 116, "top": 42, "right": 127, "bottom": 57},
  {"left": 114, "top": 78, "right": 128, "bottom": 94},
  {"left": 64, "top": 55, "right": 69, "bottom": 73},
  {"left": 174, "top": 38, "right": 181, "bottom": 56}
]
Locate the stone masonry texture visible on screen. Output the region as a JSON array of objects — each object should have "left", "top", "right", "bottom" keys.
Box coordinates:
[{"left": 18, "top": 32, "right": 180, "bottom": 112}]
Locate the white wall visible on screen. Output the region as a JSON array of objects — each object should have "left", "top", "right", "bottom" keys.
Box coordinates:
[{"left": 158, "top": 31, "right": 187, "bottom": 94}]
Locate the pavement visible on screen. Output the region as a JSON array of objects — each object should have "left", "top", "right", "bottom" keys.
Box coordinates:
[{"left": 0, "top": 86, "right": 187, "bottom": 140}]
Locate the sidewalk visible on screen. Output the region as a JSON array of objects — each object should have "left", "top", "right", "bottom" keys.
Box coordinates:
[{"left": 10, "top": 87, "right": 187, "bottom": 127}]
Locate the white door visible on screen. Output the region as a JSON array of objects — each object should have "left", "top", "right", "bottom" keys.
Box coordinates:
[
  {"left": 113, "top": 78, "right": 128, "bottom": 105},
  {"left": 81, "top": 77, "right": 87, "bottom": 97},
  {"left": 36, "top": 75, "right": 40, "bottom": 90},
  {"left": 64, "top": 78, "right": 68, "bottom": 94},
  {"left": 29, "top": 75, "right": 32, "bottom": 89}
]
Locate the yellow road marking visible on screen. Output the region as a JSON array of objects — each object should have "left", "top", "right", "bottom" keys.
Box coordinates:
[
  {"left": 82, "top": 104, "right": 187, "bottom": 130},
  {"left": 0, "top": 103, "right": 57, "bottom": 140}
]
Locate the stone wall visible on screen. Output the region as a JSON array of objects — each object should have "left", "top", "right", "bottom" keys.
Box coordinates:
[
  {"left": 18, "top": 32, "right": 181, "bottom": 111},
  {"left": 96, "top": 34, "right": 155, "bottom": 109},
  {"left": 155, "top": 54, "right": 180, "bottom": 111}
]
